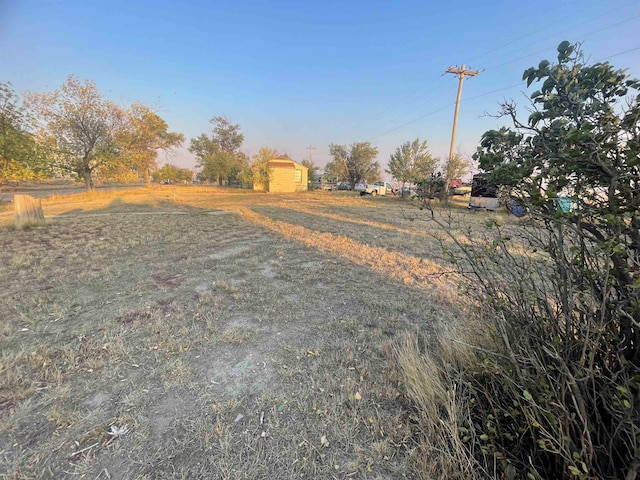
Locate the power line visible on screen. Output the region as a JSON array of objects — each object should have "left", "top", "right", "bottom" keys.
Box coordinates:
[
  {"left": 364, "top": 24, "right": 639, "bottom": 143},
  {"left": 314, "top": 41, "right": 637, "bottom": 166},
  {"left": 482, "top": 13, "right": 640, "bottom": 73},
  {"left": 463, "top": 82, "right": 523, "bottom": 103},
  {"left": 343, "top": 0, "right": 637, "bottom": 141},
  {"left": 368, "top": 82, "right": 521, "bottom": 141},
  {"left": 311, "top": 4, "right": 639, "bottom": 166},
  {"left": 340, "top": 77, "right": 455, "bottom": 137},
  {"left": 365, "top": 41, "right": 638, "bottom": 143},
  {"left": 462, "top": 0, "right": 635, "bottom": 66},
  {"left": 596, "top": 46, "right": 640, "bottom": 62},
  {"left": 351, "top": 80, "right": 460, "bottom": 139}
]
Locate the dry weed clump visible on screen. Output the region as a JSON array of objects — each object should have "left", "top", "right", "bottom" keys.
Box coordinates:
[{"left": 392, "top": 324, "right": 491, "bottom": 480}]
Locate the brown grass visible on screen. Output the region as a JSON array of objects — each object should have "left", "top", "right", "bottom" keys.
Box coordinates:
[{"left": 0, "top": 186, "right": 507, "bottom": 478}]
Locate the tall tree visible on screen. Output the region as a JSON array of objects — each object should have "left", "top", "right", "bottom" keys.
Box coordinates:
[
  {"left": 442, "top": 152, "right": 469, "bottom": 184},
  {"left": 300, "top": 158, "right": 317, "bottom": 187},
  {"left": 386, "top": 138, "right": 437, "bottom": 194},
  {"left": 211, "top": 116, "right": 243, "bottom": 153},
  {"left": 249, "top": 147, "right": 277, "bottom": 191},
  {"left": 326, "top": 142, "right": 379, "bottom": 188},
  {"left": 190, "top": 116, "right": 245, "bottom": 185},
  {"left": 151, "top": 164, "right": 193, "bottom": 184},
  {"left": 0, "top": 82, "right": 48, "bottom": 181},
  {"left": 474, "top": 43, "right": 640, "bottom": 362},
  {"left": 26, "top": 75, "right": 125, "bottom": 190},
  {"left": 324, "top": 145, "right": 348, "bottom": 181},
  {"left": 119, "top": 103, "right": 184, "bottom": 187}
]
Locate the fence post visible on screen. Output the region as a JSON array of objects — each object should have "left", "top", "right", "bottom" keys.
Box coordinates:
[{"left": 14, "top": 194, "right": 45, "bottom": 228}]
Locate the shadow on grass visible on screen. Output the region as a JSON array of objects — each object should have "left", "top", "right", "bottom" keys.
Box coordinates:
[{"left": 49, "top": 195, "right": 226, "bottom": 218}]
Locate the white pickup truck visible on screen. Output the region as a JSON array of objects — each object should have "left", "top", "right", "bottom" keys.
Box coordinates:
[{"left": 360, "top": 181, "right": 395, "bottom": 196}]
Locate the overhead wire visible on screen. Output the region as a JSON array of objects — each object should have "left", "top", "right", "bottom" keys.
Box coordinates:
[
  {"left": 482, "top": 13, "right": 640, "bottom": 73},
  {"left": 463, "top": 0, "right": 638, "bottom": 66},
  {"left": 361, "top": 10, "right": 640, "bottom": 142},
  {"left": 352, "top": 80, "right": 459, "bottom": 139},
  {"left": 338, "top": 76, "right": 455, "bottom": 137},
  {"left": 367, "top": 82, "right": 522, "bottom": 141},
  {"left": 333, "top": 1, "right": 639, "bottom": 142},
  {"left": 596, "top": 46, "right": 640, "bottom": 61},
  {"left": 309, "top": 2, "right": 640, "bottom": 168},
  {"left": 364, "top": 41, "right": 640, "bottom": 144}
]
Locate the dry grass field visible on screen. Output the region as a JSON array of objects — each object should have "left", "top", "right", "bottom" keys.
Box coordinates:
[{"left": 0, "top": 186, "right": 498, "bottom": 479}]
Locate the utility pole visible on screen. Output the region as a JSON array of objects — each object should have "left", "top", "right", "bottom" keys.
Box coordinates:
[
  {"left": 445, "top": 65, "right": 479, "bottom": 164},
  {"left": 307, "top": 145, "right": 317, "bottom": 187}
]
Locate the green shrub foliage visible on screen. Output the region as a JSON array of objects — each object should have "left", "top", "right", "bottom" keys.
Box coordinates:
[{"left": 452, "top": 42, "right": 640, "bottom": 478}]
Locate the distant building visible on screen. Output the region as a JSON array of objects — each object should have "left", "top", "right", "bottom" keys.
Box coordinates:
[{"left": 253, "top": 155, "right": 308, "bottom": 193}]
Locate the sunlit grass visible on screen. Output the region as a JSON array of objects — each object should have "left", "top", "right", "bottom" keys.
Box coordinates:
[
  {"left": 0, "top": 185, "right": 516, "bottom": 478},
  {"left": 233, "top": 206, "right": 461, "bottom": 302}
]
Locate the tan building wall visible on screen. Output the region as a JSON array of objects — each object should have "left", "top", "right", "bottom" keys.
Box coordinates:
[
  {"left": 253, "top": 157, "right": 308, "bottom": 193},
  {"left": 293, "top": 162, "right": 309, "bottom": 192},
  {"left": 269, "top": 161, "right": 296, "bottom": 192}
]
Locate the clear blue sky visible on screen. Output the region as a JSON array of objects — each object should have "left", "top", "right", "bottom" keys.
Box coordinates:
[{"left": 2, "top": 0, "right": 639, "bottom": 177}]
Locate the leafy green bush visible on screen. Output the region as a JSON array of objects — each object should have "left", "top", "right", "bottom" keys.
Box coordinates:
[{"left": 407, "top": 42, "right": 639, "bottom": 479}]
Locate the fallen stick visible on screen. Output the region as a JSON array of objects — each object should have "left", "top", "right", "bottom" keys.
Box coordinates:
[{"left": 70, "top": 442, "right": 99, "bottom": 457}]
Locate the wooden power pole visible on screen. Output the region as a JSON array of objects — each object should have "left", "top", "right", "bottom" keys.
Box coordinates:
[{"left": 445, "top": 65, "right": 479, "bottom": 163}]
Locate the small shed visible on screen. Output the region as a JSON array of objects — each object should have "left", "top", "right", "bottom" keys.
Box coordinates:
[{"left": 254, "top": 156, "right": 308, "bottom": 193}]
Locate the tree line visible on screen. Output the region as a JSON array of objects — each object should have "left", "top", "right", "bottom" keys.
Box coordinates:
[
  {"left": 322, "top": 140, "right": 468, "bottom": 193},
  {"left": 188, "top": 120, "right": 470, "bottom": 191},
  {"left": 1, "top": 74, "right": 469, "bottom": 191},
  {"left": 1, "top": 76, "right": 186, "bottom": 189},
  {"left": 0, "top": 76, "right": 311, "bottom": 190}
]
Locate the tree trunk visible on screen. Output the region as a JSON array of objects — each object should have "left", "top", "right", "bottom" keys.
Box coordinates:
[
  {"left": 14, "top": 194, "right": 45, "bottom": 228},
  {"left": 144, "top": 168, "right": 151, "bottom": 188},
  {"left": 83, "top": 170, "right": 94, "bottom": 191}
]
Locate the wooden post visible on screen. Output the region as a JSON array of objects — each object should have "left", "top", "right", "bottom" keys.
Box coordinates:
[
  {"left": 445, "top": 65, "right": 479, "bottom": 165},
  {"left": 14, "top": 195, "right": 45, "bottom": 228}
]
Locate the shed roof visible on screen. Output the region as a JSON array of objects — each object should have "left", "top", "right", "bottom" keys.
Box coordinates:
[{"left": 268, "top": 161, "right": 295, "bottom": 169}]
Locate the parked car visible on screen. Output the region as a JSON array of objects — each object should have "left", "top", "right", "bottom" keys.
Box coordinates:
[
  {"left": 354, "top": 183, "right": 367, "bottom": 193},
  {"left": 449, "top": 178, "right": 463, "bottom": 190},
  {"left": 400, "top": 186, "right": 418, "bottom": 198},
  {"left": 337, "top": 182, "right": 352, "bottom": 190},
  {"left": 452, "top": 185, "right": 471, "bottom": 195},
  {"left": 361, "top": 181, "right": 395, "bottom": 196}
]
